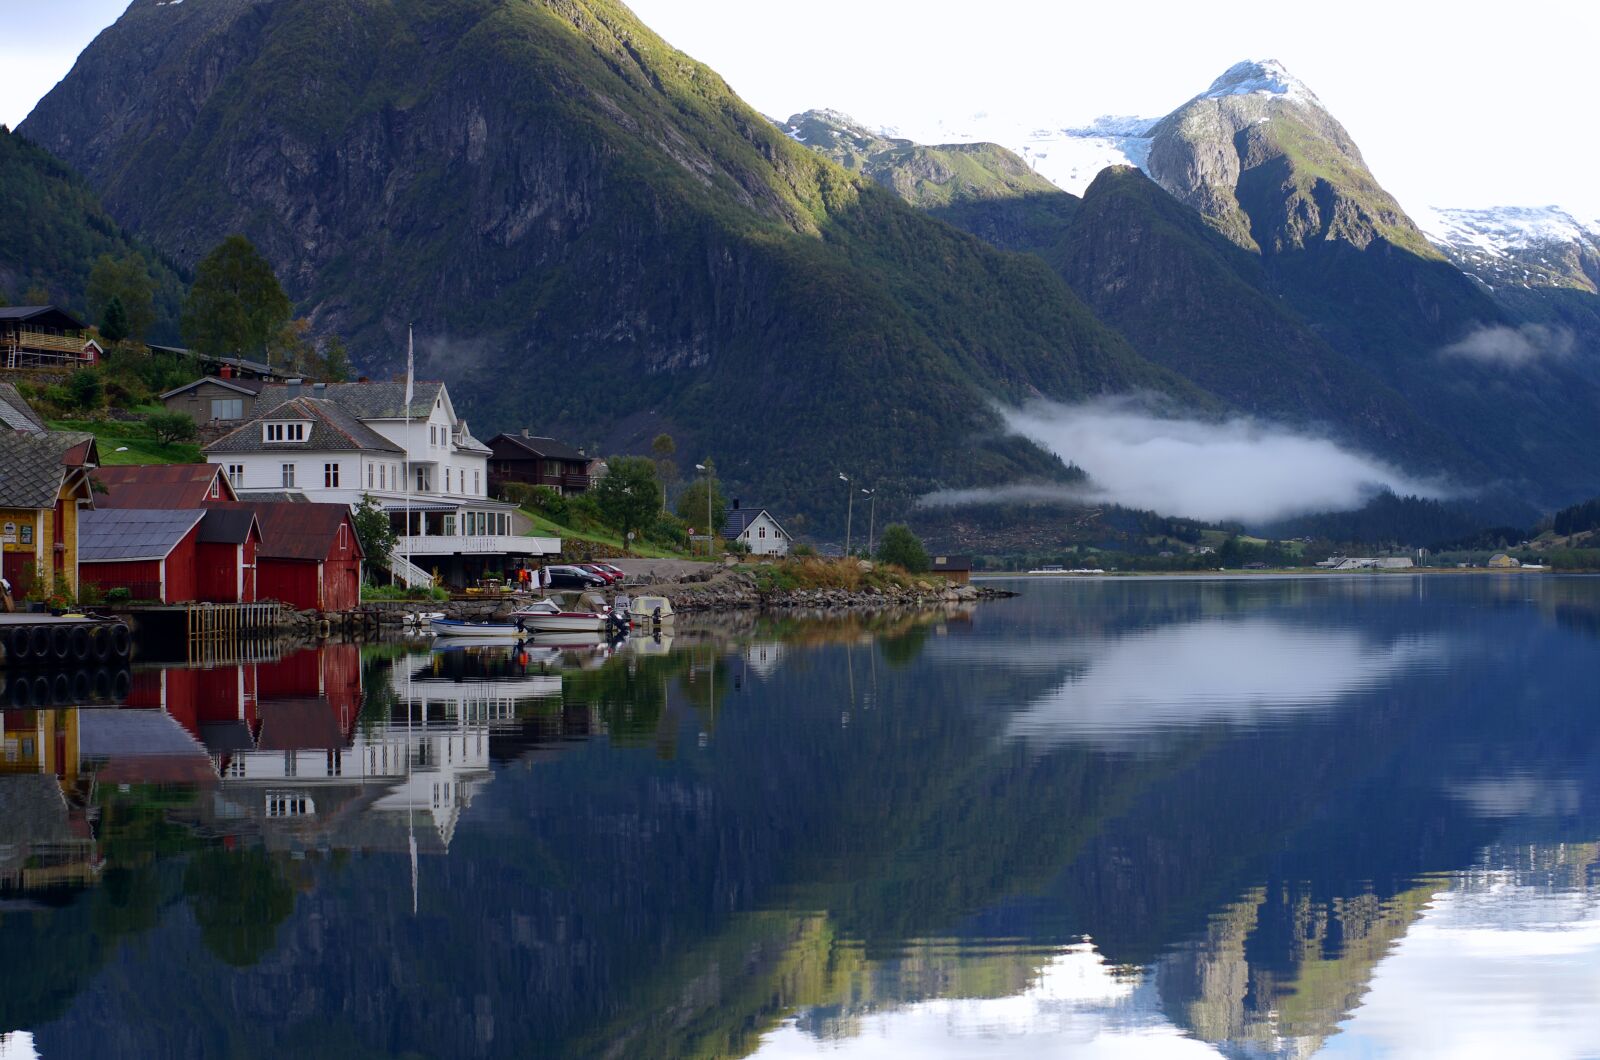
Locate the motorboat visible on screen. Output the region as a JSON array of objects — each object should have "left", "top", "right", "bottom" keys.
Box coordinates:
[
  {"left": 431, "top": 617, "right": 525, "bottom": 638},
  {"left": 513, "top": 594, "right": 628, "bottom": 634},
  {"left": 625, "top": 595, "right": 674, "bottom": 627},
  {"left": 402, "top": 610, "right": 445, "bottom": 633}
]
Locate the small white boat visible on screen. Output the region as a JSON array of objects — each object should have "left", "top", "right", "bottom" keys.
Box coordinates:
[
  {"left": 626, "top": 595, "right": 675, "bottom": 627},
  {"left": 431, "top": 618, "right": 524, "bottom": 638},
  {"left": 402, "top": 610, "right": 445, "bottom": 633},
  {"left": 513, "top": 595, "right": 624, "bottom": 634}
]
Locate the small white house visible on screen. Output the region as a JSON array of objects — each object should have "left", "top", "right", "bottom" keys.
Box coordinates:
[{"left": 723, "top": 504, "right": 791, "bottom": 556}]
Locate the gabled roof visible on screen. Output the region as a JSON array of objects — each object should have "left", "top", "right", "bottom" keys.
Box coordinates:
[
  {"left": 255, "top": 698, "right": 347, "bottom": 751},
  {"left": 0, "top": 431, "right": 96, "bottom": 509},
  {"left": 0, "top": 305, "right": 86, "bottom": 329},
  {"left": 203, "top": 396, "right": 403, "bottom": 455},
  {"left": 198, "top": 508, "right": 260, "bottom": 545},
  {"left": 95, "top": 463, "right": 237, "bottom": 509},
  {"left": 220, "top": 501, "right": 363, "bottom": 562},
  {"left": 490, "top": 433, "right": 587, "bottom": 461},
  {"left": 722, "top": 506, "right": 791, "bottom": 541},
  {"left": 256, "top": 380, "right": 446, "bottom": 421},
  {"left": 159, "top": 375, "right": 269, "bottom": 400},
  {"left": 0, "top": 383, "right": 46, "bottom": 433},
  {"left": 79, "top": 508, "right": 206, "bottom": 562}
]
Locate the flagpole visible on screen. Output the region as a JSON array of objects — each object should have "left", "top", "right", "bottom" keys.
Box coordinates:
[{"left": 405, "top": 324, "right": 414, "bottom": 584}]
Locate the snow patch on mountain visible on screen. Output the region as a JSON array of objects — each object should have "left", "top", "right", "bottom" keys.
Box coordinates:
[
  {"left": 1202, "top": 59, "right": 1319, "bottom": 106},
  {"left": 1417, "top": 205, "right": 1600, "bottom": 255},
  {"left": 882, "top": 113, "right": 1156, "bottom": 197}
]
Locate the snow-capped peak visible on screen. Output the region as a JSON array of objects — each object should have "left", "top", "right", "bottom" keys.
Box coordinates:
[
  {"left": 1203, "top": 60, "right": 1319, "bottom": 107},
  {"left": 1417, "top": 204, "right": 1600, "bottom": 255}
]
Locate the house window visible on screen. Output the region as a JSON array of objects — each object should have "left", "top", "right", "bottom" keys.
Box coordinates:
[
  {"left": 443, "top": 513, "right": 455, "bottom": 535},
  {"left": 324, "top": 463, "right": 340, "bottom": 488},
  {"left": 415, "top": 466, "right": 431, "bottom": 492},
  {"left": 445, "top": 468, "right": 452, "bottom": 493},
  {"left": 367, "top": 463, "right": 374, "bottom": 488},
  {"left": 264, "top": 422, "right": 306, "bottom": 442},
  {"left": 759, "top": 526, "right": 766, "bottom": 538},
  {"left": 211, "top": 398, "right": 243, "bottom": 420},
  {"left": 473, "top": 470, "right": 480, "bottom": 494},
  {"left": 281, "top": 463, "right": 296, "bottom": 488},
  {"left": 429, "top": 425, "right": 438, "bottom": 446},
  {"left": 227, "top": 464, "right": 244, "bottom": 487},
  {"left": 338, "top": 523, "right": 348, "bottom": 551},
  {"left": 209, "top": 477, "right": 221, "bottom": 499},
  {"left": 379, "top": 464, "right": 386, "bottom": 489}
]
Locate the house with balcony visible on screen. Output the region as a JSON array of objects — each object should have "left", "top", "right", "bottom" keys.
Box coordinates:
[
  {"left": 0, "top": 306, "right": 102, "bottom": 370},
  {"left": 202, "top": 380, "right": 558, "bottom": 587},
  {"left": 487, "top": 431, "right": 593, "bottom": 496}
]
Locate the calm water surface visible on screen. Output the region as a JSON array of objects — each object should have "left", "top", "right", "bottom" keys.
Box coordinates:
[{"left": 3, "top": 575, "right": 1600, "bottom": 1058}]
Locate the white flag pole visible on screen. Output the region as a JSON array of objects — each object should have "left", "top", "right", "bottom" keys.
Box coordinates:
[{"left": 405, "top": 324, "right": 414, "bottom": 582}]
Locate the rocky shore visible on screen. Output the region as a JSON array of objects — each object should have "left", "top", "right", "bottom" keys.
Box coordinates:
[{"left": 660, "top": 575, "right": 1010, "bottom": 613}]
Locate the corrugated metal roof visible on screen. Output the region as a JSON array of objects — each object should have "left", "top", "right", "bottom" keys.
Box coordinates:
[
  {"left": 219, "top": 501, "right": 363, "bottom": 562},
  {"left": 203, "top": 396, "right": 402, "bottom": 455},
  {"left": 198, "top": 508, "right": 259, "bottom": 545},
  {"left": 95, "top": 464, "right": 235, "bottom": 509},
  {"left": 79, "top": 508, "right": 205, "bottom": 561},
  {"left": 0, "top": 431, "right": 93, "bottom": 509}
]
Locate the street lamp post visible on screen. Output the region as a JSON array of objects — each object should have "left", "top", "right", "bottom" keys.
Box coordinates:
[
  {"left": 695, "top": 463, "right": 712, "bottom": 556},
  {"left": 839, "top": 473, "right": 853, "bottom": 556},
  {"left": 861, "top": 488, "right": 877, "bottom": 556}
]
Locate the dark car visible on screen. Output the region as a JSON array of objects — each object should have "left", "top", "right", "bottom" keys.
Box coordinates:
[{"left": 545, "top": 565, "right": 607, "bottom": 589}]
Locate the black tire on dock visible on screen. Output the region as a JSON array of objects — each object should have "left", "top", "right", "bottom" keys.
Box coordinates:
[
  {"left": 50, "top": 672, "right": 70, "bottom": 704},
  {"left": 6, "top": 626, "right": 31, "bottom": 664},
  {"left": 111, "top": 669, "right": 131, "bottom": 700},
  {"left": 9, "top": 676, "right": 29, "bottom": 708},
  {"left": 70, "top": 670, "right": 92, "bottom": 702},
  {"left": 30, "top": 675, "right": 51, "bottom": 705},
  {"left": 50, "top": 626, "right": 71, "bottom": 662},
  {"left": 69, "top": 626, "right": 91, "bottom": 664},
  {"left": 92, "top": 668, "right": 111, "bottom": 701},
  {"left": 89, "top": 625, "right": 111, "bottom": 662},
  {"left": 110, "top": 624, "right": 132, "bottom": 660},
  {"left": 28, "top": 626, "right": 50, "bottom": 662}
]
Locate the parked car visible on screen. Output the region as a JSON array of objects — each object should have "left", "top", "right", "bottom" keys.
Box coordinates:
[
  {"left": 594, "top": 562, "right": 628, "bottom": 581},
  {"left": 578, "top": 563, "right": 621, "bottom": 584},
  {"left": 545, "top": 565, "right": 608, "bottom": 589}
]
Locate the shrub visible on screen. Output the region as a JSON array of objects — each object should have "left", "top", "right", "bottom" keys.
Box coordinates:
[
  {"left": 876, "top": 524, "right": 930, "bottom": 573},
  {"left": 504, "top": 482, "right": 569, "bottom": 521},
  {"left": 78, "top": 581, "right": 106, "bottom": 606},
  {"left": 791, "top": 542, "right": 817, "bottom": 557},
  {"left": 67, "top": 369, "right": 104, "bottom": 411},
  {"left": 104, "top": 586, "right": 132, "bottom": 604},
  {"left": 147, "top": 410, "right": 198, "bottom": 444}
]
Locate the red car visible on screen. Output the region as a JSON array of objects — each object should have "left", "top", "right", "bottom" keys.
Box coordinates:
[{"left": 578, "top": 563, "right": 621, "bottom": 584}]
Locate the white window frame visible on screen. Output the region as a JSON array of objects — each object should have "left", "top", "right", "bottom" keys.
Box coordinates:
[
  {"left": 281, "top": 463, "right": 296, "bottom": 488},
  {"left": 324, "top": 462, "right": 340, "bottom": 488},
  {"left": 227, "top": 463, "right": 244, "bottom": 487}
]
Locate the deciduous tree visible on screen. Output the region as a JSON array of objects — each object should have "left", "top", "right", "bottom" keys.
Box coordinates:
[{"left": 181, "top": 235, "right": 291, "bottom": 363}]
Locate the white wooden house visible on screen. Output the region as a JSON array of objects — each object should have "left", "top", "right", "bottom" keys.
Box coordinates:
[{"left": 722, "top": 504, "right": 791, "bottom": 556}]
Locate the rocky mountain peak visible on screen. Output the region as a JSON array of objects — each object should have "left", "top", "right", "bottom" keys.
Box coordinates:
[{"left": 1201, "top": 59, "right": 1320, "bottom": 108}]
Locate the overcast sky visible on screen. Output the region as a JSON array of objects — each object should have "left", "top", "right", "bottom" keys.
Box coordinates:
[{"left": 7, "top": 0, "right": 1598, "bottom": 218}]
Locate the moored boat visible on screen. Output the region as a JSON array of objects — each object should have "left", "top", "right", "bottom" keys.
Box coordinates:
[
  {"left": 513, "top": 595, "right": 627, "bottom": 634},
  {"left": 626, "top": 595, "right": 674, "bottom": 627},
  {"left": 431, "top": 617, "right": 524, "bottom": 638}
]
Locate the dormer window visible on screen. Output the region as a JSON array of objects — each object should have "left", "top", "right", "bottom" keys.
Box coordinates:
[{"left": 263, "top": 421, "right": 307, "bottom": 443}]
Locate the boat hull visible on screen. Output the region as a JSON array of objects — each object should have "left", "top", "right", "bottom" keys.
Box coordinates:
[{"left": 431, "top": 619, "right": 523, "bottom": 638}]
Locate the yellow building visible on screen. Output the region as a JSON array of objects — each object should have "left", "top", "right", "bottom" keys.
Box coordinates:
[
  {"left": 1488, "top": 553, "right": 1521, "bottom": 569},
  {"left": 0, "top": 430, "right": 99, "bottom": 599}
]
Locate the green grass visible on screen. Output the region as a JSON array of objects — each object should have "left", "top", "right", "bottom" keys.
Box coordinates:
[
  {"left": 47, "top": 419, "right": 203, "bottom": 465},
  {"left": 517, "top": 508, "right": 696, "bottom": 560}
]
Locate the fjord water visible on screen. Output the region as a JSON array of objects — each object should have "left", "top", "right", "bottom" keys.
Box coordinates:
[{"left": 4, "top": 576, "right": 1600, "bottom": 1058}]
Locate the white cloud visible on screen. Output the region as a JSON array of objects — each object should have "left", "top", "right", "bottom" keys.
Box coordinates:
[
  {"left": 1440, "top": 324, "right": 1575, "bottom": 367},
  {"left": 935, "top": 398, "right": 1446, "bottom": 525}
]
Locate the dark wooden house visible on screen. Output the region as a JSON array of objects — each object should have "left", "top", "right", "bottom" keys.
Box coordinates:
[
  {"left": 0, "top": 306, "right": 101, "bottom": 370},
  {"left": 487, "top": 431, "right": 592, "bottom": 496}
]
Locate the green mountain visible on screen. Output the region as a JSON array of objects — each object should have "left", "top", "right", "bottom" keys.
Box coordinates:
[
  {"left": 0, "top": 126, "right": 185, "bottom": 338},
  {"left": 780, "top": 109, "right": 1080, "bottom": 253},
  {"left": 18, "top": 0, "right": 1194, "bottom": 526},
  {"left": 789, "top": 63, "right": 1600, "bottom": 505}
]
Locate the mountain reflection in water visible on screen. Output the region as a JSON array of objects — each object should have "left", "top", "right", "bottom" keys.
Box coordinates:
[{"left": 0, "top": 576, "right": 1598, "bottom": 1058}]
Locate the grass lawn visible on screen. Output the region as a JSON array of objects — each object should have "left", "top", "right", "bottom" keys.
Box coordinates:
[
  {"left": 48, "top": 419, "right": 203, "bottom": 465},
  {"left": 518, "top": 508, "right": 694, "bottom": 559}
]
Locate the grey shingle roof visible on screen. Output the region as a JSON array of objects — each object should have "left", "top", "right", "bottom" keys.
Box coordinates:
[
  {"left": 79, "top": 508, "right": 205, "bottom": 561},
  {"left": 722, "top": 507, "right": 790, "bottom": 540},
  {"left": 0, "top": 431, "right": 92, "bottom": 508},
  {"left": 256, "top": 380, "right": 444, "bottom": 420},
  {"left": 158, "top": 375, "right": 267, "bottom": 400},
  {"left": 203, "top": 396, "right": 403, "bottom": 455},
  {"left": 0, "top": 383, "right": 45, "bottom": 432}
]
